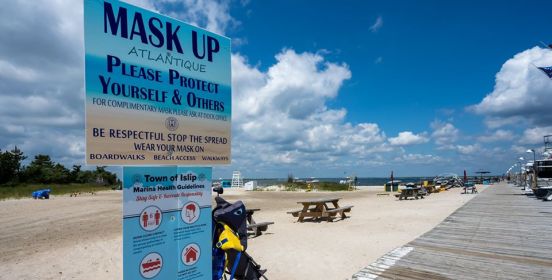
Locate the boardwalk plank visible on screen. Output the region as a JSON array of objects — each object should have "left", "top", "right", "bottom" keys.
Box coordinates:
[{"left": 352, "top": 183, "right": 552, "bottom": 279}]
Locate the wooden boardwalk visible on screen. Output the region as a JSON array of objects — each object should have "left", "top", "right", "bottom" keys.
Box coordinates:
[{"left": 352, "top": 182, "right": 552, "bottom": 280}]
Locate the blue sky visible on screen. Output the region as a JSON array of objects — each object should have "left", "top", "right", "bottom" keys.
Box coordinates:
[
  {"left": 200, "top": 0, "right": 552, "bottom": 177},
  {"left": 227, "top": 0, "right": 548, "bottom": 131},
  {"left": 1, "top": 0, "right": 552, "bottom": 179}
]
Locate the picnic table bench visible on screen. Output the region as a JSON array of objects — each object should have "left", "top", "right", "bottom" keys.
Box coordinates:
[
  {"left": 395, "top": 187, "right": 426, "bottom": 200},
  {"left": 287, "top": 198, "right": 353, "bottom": 222},
  {"left": 246, "top": 208, "right": 274, "bottom": 237},
  {"left": 463, "top": 183, "right": 478, "bottom": 194}
]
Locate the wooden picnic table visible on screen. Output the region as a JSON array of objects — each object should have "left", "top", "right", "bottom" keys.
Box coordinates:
[
  {"left": 462, "top": 184, "right": 478, "bottom": 194},
  {"left": 246, "top": 208, "right": 261, "bottom": 224},
  {"left": 246, "top": 208, "right": 274, "bottom": 237},
  {"left": 287, "top": 197, "right": 353, "bottom": 222},
  {"left": 396, "top": 187, "right": 425, "bottom": 200}
]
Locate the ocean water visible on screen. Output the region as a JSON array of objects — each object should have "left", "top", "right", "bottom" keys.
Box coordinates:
[{"left": 223, "top": 177, "right": 431, "bottom": 187}]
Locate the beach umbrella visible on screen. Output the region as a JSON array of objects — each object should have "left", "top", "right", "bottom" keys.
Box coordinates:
[
  {"left": 463, "top": 170, "right": 467, "bottom": 183},
  {"left": 390, "top": 171, "right": 394, "bottom": 187}
]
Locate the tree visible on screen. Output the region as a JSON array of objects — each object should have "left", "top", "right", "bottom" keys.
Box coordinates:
[
  {"left": 10, "top": 146, "right": 26, "bottom": 176},
  {"left": 0, "top": 147, "right": 119, "bottom": 186},
  {"left": 24, "top": 154, "right": 56, "bottom": 183},
  {"left": 51, "top": 163, "right": 71, "bottom": 184},
  {"left": 21, "top": 155, "right": 80, "bottom": 184},
  {"left": 96, "top": 166, "right": 106, "bottom": 173},
  {"left": 0, "top": 147, "right": 26, "bottom": 184},
  {"left": 70, "top": 165, "right": 81, "bottom": 182},
  {"left": 0, "top": 149, "right": 12, "bottom": 184},
  {"left": 94, "top": 166, "right": 117, "bottom": 185},
  {"left": 76, "top": 170, "right": 95, "bottom": 184}
]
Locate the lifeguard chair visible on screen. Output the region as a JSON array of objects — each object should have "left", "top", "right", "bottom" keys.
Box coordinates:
[{"left": 231, "top": 171, "right": 243, "bottom": 188}]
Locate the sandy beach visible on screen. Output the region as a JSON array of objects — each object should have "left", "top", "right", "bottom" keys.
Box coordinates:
[{"left": 0, "top": 186, "right": 486, "bottom": 280}]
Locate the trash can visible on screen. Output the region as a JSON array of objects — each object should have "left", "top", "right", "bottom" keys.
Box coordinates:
[{"left": 385, "top": 181, "right": 400, "bottom": 192}]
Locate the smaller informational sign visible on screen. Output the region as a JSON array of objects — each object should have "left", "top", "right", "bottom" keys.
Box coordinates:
[{"left": 123, "top": 166, "right": 212, "bottom": 280}]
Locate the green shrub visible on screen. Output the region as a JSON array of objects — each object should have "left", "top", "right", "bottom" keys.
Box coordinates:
[
  {"left": 282, "top": 181, "right": 349, "bottom": 191},
  {"left": 0, "top": 183, "right": 115, "bottom": 200},
  {"left": 317, "top": 182, "right": 349, "bottom": 191}
]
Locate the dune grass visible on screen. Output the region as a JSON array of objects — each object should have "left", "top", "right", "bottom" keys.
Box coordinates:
[
  {"left": 283, "top": 181, "right": 350, "bottom": 191},
  {"left": 0, "top": 183, "right": 116, "bottom": 200}
]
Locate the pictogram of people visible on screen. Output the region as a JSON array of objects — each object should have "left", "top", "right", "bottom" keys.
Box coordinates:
[
  {"left": 140, "top": 206, "right": 162, "bottom": 231},
  {"left": 154, "top": 210, "right": 161, "bottom": 225},
  {"left": 142, "top": 211, "right": 149, "bottom": 228}
]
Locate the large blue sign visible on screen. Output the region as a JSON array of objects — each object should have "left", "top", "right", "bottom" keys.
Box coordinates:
[
  {"left": 123, "top": 166, "right": 212, "bottom": 279},
  {"left": 84, "top": 0, "right": 231, "bottom": 165}
]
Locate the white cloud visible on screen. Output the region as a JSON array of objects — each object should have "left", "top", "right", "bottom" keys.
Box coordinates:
[
  {"left": 122, "top": 0, "right": 157, "bottom": 10},
  {"left": 230, "top": 49, "right": 395, "bottom": 170},
  {"left": 393, "top": 153, "right": 443, "bottom": 164},
  {"left": 437, "top": 108, "right": 455, "bottom": 116},
  {"left": 234, "top": 49, "right": 352, "bottom": 122},
  {"left": 470, "top": 47, "right": 552, "bottom": 127},
  {"left": 455, "top": 144, "right": 481, "bottom": 155},
  {"left": 154, "top": 0, "right": 236, "bottom": 35},
  {"left": 232, "top": 37, "right": 248, "bottom": 47},
  {"left": 369, "top": 16, "right": 383, "bottom": 33},
  {"left": 510, "top": 144, "right": 528, "bottom": 154},
  {"left": 0, "top": 0, "right": 85, "bottom": 164},
  {"left": 477, "top": 129, "right": 514, "bottom": 143},
  {"left": 122, "top": 0, "right": 236, "bottom": 35},
  {"left": 468, "top": 45, "right": 552, "bottom": 167},
  {"left": 519, "top": 126, "right": 552, "bottom": 144},
  {"left": 0, "top": 60, "right": 39, "bottom": 82},
  {"left": 388, "top": 131, "right": 429, "bottom": 146},
  {"left": 431, "top": 121, "right": 459, "bottom": 146},
  {"left": 483, "top": 116, "right": 525, "bottom": 129}
]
